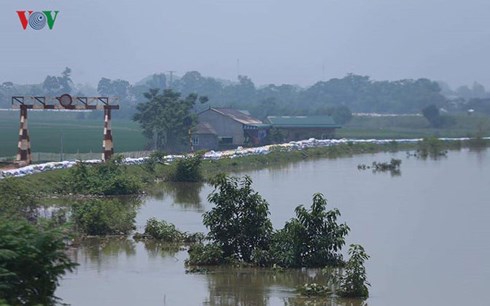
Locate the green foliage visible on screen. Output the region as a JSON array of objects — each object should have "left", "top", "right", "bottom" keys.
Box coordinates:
[
  {"left": 416, "top": 137, "right": 448, "bottom": 159},
  {"left": 422, "top": 104, "right": 456, "bottom": 128},
  {"left": 266, "top": 128, "right": 285, "bottom": 144},
  {"left": 270, "top": 193, "right": 350, "bottom": 268},
  {"left": 170, "top": 153, "right": 203, "bottom": 182},
  {"left": 298, "top": 283, "right": 331, "bottom": 297},
  {"left": 331, "top": 105, "right": 353, "bottom": 125},
  {"left": 71, "top": 199, "right": 137, "bottom": 235},
  {"left": 0, "top": 218, "right": 77, "bottom": 305},
  {"left": 338, "top": 244, "right": 370, "bottom": 298},
  {"left": 143, "top": 218, "right": 185, "bottom": 242},
  {"left": 143, "top": 150, "right": 167, "bottom": 173},
  {"left": 65, "top": 156, "right": 143, "bottom": 195},
  {"left": 186, "top": 243, "right": 226, "bottom": 266},
  {"left": 0, "top": 178, "right": 38, "bottom": 221},
  {"left": 133, "top": 89, "right": 205, "bottom": 151},
  {"left": 203, "top": 175, "right": 273, "bottom": 262}
]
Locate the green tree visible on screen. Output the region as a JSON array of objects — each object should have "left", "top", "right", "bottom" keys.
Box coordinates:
[
  {"left": 0, "top": 218, "right": 77, "bottom": 305},
  {"left": 203, "top": 175, "right": 273, "bottom": 262},
  {"left": 271, "top": 193, "right": 350, "bottom": 268},
  {"left": 0, "top": 178, "right": 38, "bottom": 221},
  {"left": 42, "top": 67, "right": 73, "bottom": 96},
  {"left": 170, "top": 153, "right": 203, "bottom": 182},
  {"left": 133, "top": 89, "right": 206, "bottom": 152},
  {"left": 422, "top": 104, "right": 443, "bottom": 127},
  {"left": 71, "top": 199, "right": 138, "bottom": 235},
  {"left": 338, "top": 244, "right": 370, "bottom": 298}
]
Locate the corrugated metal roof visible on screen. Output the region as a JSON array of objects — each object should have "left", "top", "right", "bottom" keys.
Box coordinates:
[
  {"left": 195, "top": 122, "right": 217, "bottom": 135},
  {"left": 209, "top": 108, "right": 263, "bottom": 125},
  {"left": 266, "top": 116, "right": 341, "bottom": 128}
]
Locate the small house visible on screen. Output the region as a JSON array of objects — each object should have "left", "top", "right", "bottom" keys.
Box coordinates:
[
  {"left": 192, "top": 122, "right": 219, "bottom": 151},
  {"left": 196, "top": 108, "right": 269, "bottom": 149}
]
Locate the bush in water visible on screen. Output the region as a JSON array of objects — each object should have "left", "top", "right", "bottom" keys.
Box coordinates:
[
  {"left": 0, "top": 178, "right": 39, "bottom": 222},
  {"left": 186, "top": 243, "right": 226, "bottom": 266},
  {"left": 143, "top": 218, "right": 185, "bottom": 242},
  {"left": 71, "top": 199, "right": 137, "bottom": 235},
  {"left": 270, "top": 193, "right": 350, "bottom": 268},
  {"left": 170, "top": 153, "right": 204, "bottom": 182},
  {"left": 65, "top": 155, "right": 143, "bottom": 195},
  {"left": 338, "top": 244, "right": 371, "bottom": 298},
  {"left": 203, "top": 175, "right": 273, "bottom": 263}
]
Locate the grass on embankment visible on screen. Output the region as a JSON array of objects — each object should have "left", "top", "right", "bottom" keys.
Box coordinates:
[{"left": 9, "top": 140, "right": 473, "bottom": 196}]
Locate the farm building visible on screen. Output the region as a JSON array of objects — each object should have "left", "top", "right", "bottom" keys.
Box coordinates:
[
  {"left": 266, "top": 115, "right": 341, "bottom": 142},
  {"left": 196, "top": 108, "right": 269, "bottom": 149},
  {"left": 192, "top": 122, "right": 219, "bottom": 151}
]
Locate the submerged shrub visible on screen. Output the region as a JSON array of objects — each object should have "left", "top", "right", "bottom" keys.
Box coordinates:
[
  {"left": 298, "top": 283, "right": 331, "bottom": 297},
  {"left": 338, "top": 244, "right": 370, "bottom": 298},
  {"left": 170, "top": 153, "right": 203, "bottom": 182},
  {"left": 186, "top": 243, "right": 226, "bottom": 266},
  {"left": 416, "top": 137, "right": 447, "bottom": 159},
  {"left": 203, "top": 175, "right": 273, "bottom": 263},
  {"left": 270, "top": 193, "right": 350, "bottom": 268},
  {"left": 143, "top": 218, "right": 185, "bottom": 242},
  {"left": 71, "top": 199, "right": 137, "bottom": 235},
  {"left": 0, "top": 178, "right": 38, "bottom": 221},
  {"left": 65, "top": 156, "right": 143, "bottom": 195}
]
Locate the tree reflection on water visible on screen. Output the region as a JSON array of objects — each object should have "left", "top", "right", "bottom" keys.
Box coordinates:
[
  {"left": 70, "top": 237, "right": 136, "bottom": 272},
  {"left": 155, "top": 182, "right": 205, "bottom": 210},
  {"left": 201, "top": 266, "right": 368, "bottom": 306}
]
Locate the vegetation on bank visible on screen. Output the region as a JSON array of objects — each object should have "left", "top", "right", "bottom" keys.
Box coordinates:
[
  {"left": 2, "top": 137, "right": 488, "bottom": 197},
  {"left": 64, "top": 156, "right": 143, "bottom": 195}
]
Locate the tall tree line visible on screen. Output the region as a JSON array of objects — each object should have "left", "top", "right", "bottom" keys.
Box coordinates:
[{"left": 3, "top": 69, "right": 489, "bottom": 117}]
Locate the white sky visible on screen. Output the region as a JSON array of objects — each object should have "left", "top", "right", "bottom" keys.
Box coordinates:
[{"left": 1, "top": 0, "right": 490, "bottom": 88}]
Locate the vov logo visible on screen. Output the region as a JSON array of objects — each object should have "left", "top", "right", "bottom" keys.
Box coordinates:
[{"left": 17, "top": 11, "right": 59, "bottom": 30}]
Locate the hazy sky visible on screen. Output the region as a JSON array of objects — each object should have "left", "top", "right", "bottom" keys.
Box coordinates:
[{"left": 1, "top": 0, "right": 490, "bottom": 88}]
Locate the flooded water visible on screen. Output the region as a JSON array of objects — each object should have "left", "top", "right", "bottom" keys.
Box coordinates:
[{"left": 57, "top": 149, "right": 490, "bottom": 306}]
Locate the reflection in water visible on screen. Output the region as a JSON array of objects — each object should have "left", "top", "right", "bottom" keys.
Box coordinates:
[
  {"left": 203, "top": 268, "right": 328, "bottom": 306},
  {"left": 71, "top": 237, "right": 136, "bottom": 272},
  {"left": 142, "top": 240, "right": 183, "bottom": 258},
  {"left": 285, "top": 297, "right": 368, "bottom": 306},
  {"left": 153, "top": 182, "right": 205, "bottom": 210}
]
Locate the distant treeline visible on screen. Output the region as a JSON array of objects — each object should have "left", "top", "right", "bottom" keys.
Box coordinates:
[{"left": 2, "top": 69, "right": 490, "bottom": 120}]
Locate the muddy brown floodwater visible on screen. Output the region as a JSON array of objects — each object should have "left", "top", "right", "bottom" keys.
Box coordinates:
[{"left": 57, "top": 149, "right": 490, "bottom": 306}]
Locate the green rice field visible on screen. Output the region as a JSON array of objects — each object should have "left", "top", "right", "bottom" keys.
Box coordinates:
[{"left": 0, "top": 111, "right": 147, "bottom": 157}]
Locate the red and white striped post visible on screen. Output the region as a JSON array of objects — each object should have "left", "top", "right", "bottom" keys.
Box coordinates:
[
  {"left": 102, "top": 106, "right": 114, "bottom": 161},
  {"left": 16, "top": 105, "right": 32, "bottom": 165}
]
